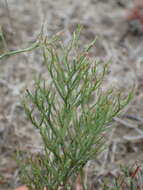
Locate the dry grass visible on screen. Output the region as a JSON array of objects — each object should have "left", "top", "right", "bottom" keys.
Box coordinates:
[{"left": 0, "top": 0, "right": 143, "bottom": 189}]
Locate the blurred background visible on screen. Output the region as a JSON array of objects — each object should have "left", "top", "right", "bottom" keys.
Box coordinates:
[{"left": 0, "top": 0, "right": 143, "bottom": 189}]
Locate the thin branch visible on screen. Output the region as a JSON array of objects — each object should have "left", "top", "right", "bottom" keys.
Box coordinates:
[{"left": 0, "top": 42, "right": 40, "bottom": 59}]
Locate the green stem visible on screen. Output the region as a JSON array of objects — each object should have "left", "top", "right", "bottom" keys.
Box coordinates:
[{"left": 0, "top": 42, "right": 40, "bottom": 59}]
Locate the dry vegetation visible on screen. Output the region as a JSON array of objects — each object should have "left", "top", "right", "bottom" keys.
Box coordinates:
[{"left": 0, "top": 0, "right": 143, "bottom": 189}]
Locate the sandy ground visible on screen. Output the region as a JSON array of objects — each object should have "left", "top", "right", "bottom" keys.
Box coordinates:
[{"left": 0, "top": 0, "right": 143, "bottom": 189}]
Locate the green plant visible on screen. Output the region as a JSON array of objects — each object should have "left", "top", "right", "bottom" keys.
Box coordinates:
[
  {"left": 113, "top": 162, "right": 142, "bottom": 190},
  {"left": 1, "top": 27, "right": 132, "bottom": 190},
  {"left": 103, "top": 162, "right": 142, "bottom": 190}
]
